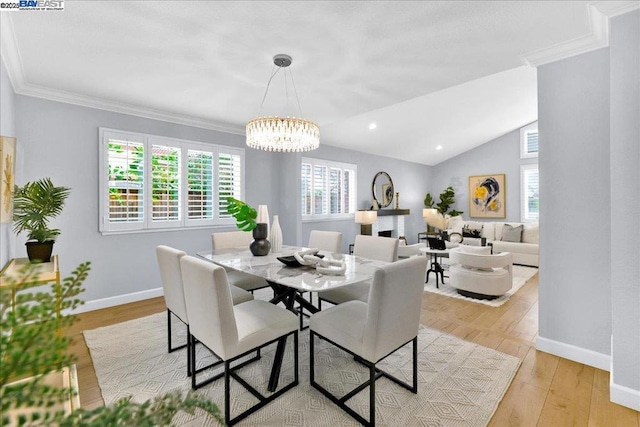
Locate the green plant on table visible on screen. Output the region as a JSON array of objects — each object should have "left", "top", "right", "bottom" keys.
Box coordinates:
[
  {"left": 225, "top": 197, "right": 257, "bottom": 231},
  {"left": 1, "top": 262, "right": 223, "bottom": 426},
  {"left": 424, "top": 186, "right": 463, "bottom": 217},
  {"left": 12, "top": 178, "right": 70, "bottom": 243}
]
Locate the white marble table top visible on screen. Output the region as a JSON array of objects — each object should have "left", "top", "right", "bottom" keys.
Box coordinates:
[{"left": 197, "top": 245, "right": 388, "bottom": 292}]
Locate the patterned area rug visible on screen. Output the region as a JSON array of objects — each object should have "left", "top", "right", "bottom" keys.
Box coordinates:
[
  {"left": 84, "top": 312, "right": 520, "bottom": 426},
  {"left": 424, "top": 264, "right": 538, "bottom": 307}
]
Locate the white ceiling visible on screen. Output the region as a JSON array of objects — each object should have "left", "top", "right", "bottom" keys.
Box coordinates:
[{"left": 1, "top": 1, "right": 633, "bottom": 165}]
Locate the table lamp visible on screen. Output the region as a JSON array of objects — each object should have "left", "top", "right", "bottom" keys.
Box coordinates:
[{"left": 355, "top": 210, "right": 377, "bottom": 235}]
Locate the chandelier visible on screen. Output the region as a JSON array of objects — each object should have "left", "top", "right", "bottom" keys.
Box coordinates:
[{"left": 246, "top": 54, "right": 320, "bottom": 152}]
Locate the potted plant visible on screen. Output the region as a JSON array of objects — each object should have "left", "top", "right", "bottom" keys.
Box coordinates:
[
  {"left": 226, "top": 197, "right": 271, "bottom": 256},
  {"left": 13, "top": 178, "right": 71, "bottom": 263}
]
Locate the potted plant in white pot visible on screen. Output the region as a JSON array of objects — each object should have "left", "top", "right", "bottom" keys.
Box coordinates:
[{"left": 12, "top": 178, "right": 70, "bottom": 263}]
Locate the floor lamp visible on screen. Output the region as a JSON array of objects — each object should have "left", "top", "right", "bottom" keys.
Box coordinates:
[{"left": 355, "top": 210, "right": 378, "bottom": 235}]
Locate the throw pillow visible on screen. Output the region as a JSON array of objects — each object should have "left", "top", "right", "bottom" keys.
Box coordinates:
[
  {"left": 501, "top": 224, "right": 523, "bottom": 242},
  {"left": 462, "top": 224, "right": 483, "bottom": 238},
  {"left": 522, "top": 223, "right": 539, "bottom": 244}
]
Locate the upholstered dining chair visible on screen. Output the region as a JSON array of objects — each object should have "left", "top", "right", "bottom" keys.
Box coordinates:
[
  {"left": 155, "top": 245, "right": 254, "bottom": 377},
  {"left": 180, "top": 255, "right": 299, "bottom": 425},
  {"left": 211, "top": 231, "right": 271, "bottom": 293},
  {"left": 308, "top": 230, "right": 343, "bottom": 253},
  {"left": 309, "top": 256, "right": 427, "bottom": 426},
  {"left": 317, "top": 235, "right": 399, "bottom": 308}
]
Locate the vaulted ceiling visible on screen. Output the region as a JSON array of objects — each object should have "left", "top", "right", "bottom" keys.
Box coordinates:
[{"left": 1, "top": 1, "right": 630, "bottom": 165}]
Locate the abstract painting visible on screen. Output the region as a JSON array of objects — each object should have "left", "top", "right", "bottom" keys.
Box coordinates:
[
  {"left": 469, "top": 174, "right": 505, "bottom": 218},
  {"left": 0, "top": 136, "right": 16, "bottom": 223}
]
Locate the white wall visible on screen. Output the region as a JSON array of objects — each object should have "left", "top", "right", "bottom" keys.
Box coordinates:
[
  {"left": 537, "top": 47, "right": 612, "bottom": 364},
  {"left": 430, "top": 126, "right": 537, "bottom": 223},
  {"left": 0, "top": 58, "right": 16, "bottom": 268},
  {"left": 609, "top": 10, "right": 640, "bottom": 409}
]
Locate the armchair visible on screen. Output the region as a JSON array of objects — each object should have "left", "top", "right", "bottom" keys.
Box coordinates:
[{"left": 448, "top": 246, "right": 513, "bottom": 300}]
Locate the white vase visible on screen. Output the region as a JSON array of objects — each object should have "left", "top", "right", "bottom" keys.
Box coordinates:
[
  {"left": 270, "top": 215, "right": 283, "bottom": 253},
  {"left": 256, "top": 205, "right": 270, "bottom": 235}
]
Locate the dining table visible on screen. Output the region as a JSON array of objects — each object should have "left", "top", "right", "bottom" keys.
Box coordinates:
[{"left": 197, "top": 245, "right": 388, "bottom": 392}]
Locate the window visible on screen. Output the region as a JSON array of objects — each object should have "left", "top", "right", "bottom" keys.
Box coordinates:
[
  {"left": 520, "top": 122, "right": 539, "bottom": 159},
  {"left": 301, "top": 158, "right": 356, "bottom": 219},
  {"left": 99, "top": 128, "right": 244, "bottom": 233},
  {"left": 521, "top": 164, "right": 539, "bottom": 222}
]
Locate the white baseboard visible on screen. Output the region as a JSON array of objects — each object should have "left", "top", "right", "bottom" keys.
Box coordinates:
[
  {"left": 610, "top": 379, "right": 640, "bottom": 411},
  {"left": 610, "top": 335, "right": 640, "bottom": 411},
  {"left": 536, "top": 336, "right": 610, "bottom": 371},
  {"left": 71, "top": 287, "right": 164, "bottom": 314}
]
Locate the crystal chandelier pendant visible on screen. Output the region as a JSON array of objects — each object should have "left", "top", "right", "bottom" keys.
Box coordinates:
[{"left": 246, "top": 55, "right": 320, "bottom": 152}]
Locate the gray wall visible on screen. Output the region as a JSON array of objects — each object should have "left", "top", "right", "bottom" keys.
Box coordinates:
[
  {"left": 300, "top": 143, "right": 431, "bottom": 252},
  {"left": 430, "top": 127, "right": 537, "bottom": 223},
  {"left": 7, "top": 94, "right": 432, "bottom": 304},
  {"left": 12, "top": 95, "right": 280, "bottom": 303},
  {"left": 538, "top": 47, "right": 612, "bottom": 357},
  {"left": 0, "top": 58, "right": 16, "bottom": 268},
  {"left": 610, "top": 10, "right": 640, "bottom": 397}
]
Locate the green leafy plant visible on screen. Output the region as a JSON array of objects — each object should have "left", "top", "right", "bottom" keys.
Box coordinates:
[
  {"left": 424, "top": 186, "right": 463, "bottom": 217},
  {"left": 226, "top": 197, "right": 257, "bottom": 231},
  {"left": 12, "top": 178, "right": 71, "bottom": 243},
  {"left": 1, "top": 262, "right": 223, "bottom": 426}
]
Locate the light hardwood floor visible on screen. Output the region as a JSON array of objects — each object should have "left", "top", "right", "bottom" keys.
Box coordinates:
[{"left": 66, "top": 273, "right": 640, "bottom": 426}]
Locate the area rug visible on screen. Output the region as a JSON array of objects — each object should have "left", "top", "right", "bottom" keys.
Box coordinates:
[
  {"left": 84, "top": 313, "right": 520, "bottom": 426},
  {"left": 423, "top": 264, "right": 538, "bottom": 307}
]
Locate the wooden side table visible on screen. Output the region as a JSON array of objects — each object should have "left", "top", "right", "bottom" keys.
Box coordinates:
[{"left": 1, "top": 256, "right": 61, "bottom": 327}]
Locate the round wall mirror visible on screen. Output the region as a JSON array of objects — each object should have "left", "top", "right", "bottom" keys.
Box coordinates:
[{"left": 372, "top": 171, "right": 394, "bottom": 208}]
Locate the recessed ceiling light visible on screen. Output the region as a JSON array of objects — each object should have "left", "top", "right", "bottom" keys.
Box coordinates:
[
  {"left": 368, "top": 123, "right": 377, "bottom": 130},
  {"left": 436, "top": 145, "right": 443, "bottom": 150}
]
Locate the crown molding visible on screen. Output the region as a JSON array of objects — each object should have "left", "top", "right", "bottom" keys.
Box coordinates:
[
  {"left": 0, "top": 14, "right": 245, "bottom": 136},
  {"left": 520, "top": 4, "right": 610, "bottom": 67},
  {"left": 592, "top": 0, "right": 640, "bottom": 18}
]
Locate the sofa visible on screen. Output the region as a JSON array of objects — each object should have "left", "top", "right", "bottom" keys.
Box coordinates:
[{"left": 447, "top": 217, "right": 539, "bottom": 267}]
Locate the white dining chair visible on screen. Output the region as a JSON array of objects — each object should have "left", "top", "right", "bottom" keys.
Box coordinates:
[
  {"left": 180, "top": 255, "right": 299, "bottom": 425},
  {"left": 156, "top": 245, "right": 254, "bottom": 377},
  {"left": 211, "top": 231, "right": 271, "bottom": 293},
  {"left": 317, "top": 235, "right": 399, "bottom": 308},
  {"left": 308, "top": 230, "right": 343, "bottom": 253},
  {"left": 309, "top": 256, "right": 427, "bottom": 426}
]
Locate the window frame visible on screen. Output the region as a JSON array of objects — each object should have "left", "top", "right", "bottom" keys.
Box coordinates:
[
  {"left": 520, "top": 163, "right": 539, "bottom": 223},
  {"left": 99, "top": 127, "right": 243, "bottom": 234},
  {"left": 520, "top": 121, "right": 539, "bottom": 159},
  {"left": 301, "top": 157, "right": 357, "bottom": 221}
]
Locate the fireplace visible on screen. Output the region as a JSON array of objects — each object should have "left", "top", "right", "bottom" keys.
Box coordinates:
[
  {"left": 371, "top": 209, "right": 410, "bottom": 239},
  {"left": 378, "top": 230, "right": 392, "bottom": 238}
]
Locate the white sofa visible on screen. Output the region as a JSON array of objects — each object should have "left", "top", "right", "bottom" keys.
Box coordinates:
[{"left": 447, "top": 217, "right": 539, "bottom": 267}]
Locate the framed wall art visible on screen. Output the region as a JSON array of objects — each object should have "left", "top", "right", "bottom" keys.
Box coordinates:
[
  {"left": 469, "top": 173, "right": 506, "bottom": 218},
  {"left": 0, "top": 136, "right": 17, "bottom": 223}
]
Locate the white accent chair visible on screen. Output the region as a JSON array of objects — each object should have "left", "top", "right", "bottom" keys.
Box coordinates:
[
  {"left": 448, "top": 246, "right": 513, "bottom": 300},
  {"left": 212, "top": 231, "right": 271, "bottom": 293},
  {"left": 155, "top": 245, "right": 253, "bottom": 377},
  {"left": 317, "top": 235, "right": 399, "bottom": 308},
  {"left": 310, "top": 256, "right": 427, "bottom": 426},
  {"left": 308, "top": 230, "right": 343, "bottom": 253},
  {"left": 180, "top": 255, "right": 299, "bottom": 425},
  {"left": 397, "top": 242, "right": 427, "bottom": 258}
]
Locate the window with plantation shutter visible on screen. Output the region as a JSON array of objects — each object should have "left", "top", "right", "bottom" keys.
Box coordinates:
[
  {"left": 520, "top": 122, "right": 539, "bottom": 159},
  {"left": 99, "top": 128, "right": 244, "bottom": 234},
  {"left": 217, "top": 149, "right": 243, "bottom": 220},
  {"left": 186, "top": 148, "right": 214, "bottom": 224},
  {"left": 301, "top": 157, "right": 356, "bottom": 220},
  {"left": 521, "top": 164, "right": 539, "bottom": 222},
  {"left": 301, "top": 162, "right": 312, "bottom": 215}
]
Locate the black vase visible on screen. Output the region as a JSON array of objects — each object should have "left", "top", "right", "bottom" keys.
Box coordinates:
[{"left": 250, "top": 223, "right": 271, "bottom": 256}]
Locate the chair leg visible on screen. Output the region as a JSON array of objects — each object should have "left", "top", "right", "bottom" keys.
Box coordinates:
[
  {"left": 167, "top": 309, "right": 172, "bottom": 353},
  {"left": 187, "top": 325, "right": 192, "bottom": 377},
  {"left": 310, "top": 331, "right": 315, "bottom": 384},
  {"left": 412, "top": 337, "right": 418, "bottom": 392},
  {"left": 370, "top": 362, "right": 376, "bottom": 427},
  {"left": 224, "top": 360, "right": 231, "bottom": 426}
]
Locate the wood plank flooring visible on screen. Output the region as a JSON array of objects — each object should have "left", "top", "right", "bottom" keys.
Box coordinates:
[{"left": 66, "top": 273, "right": 640, "bottom": 425}]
